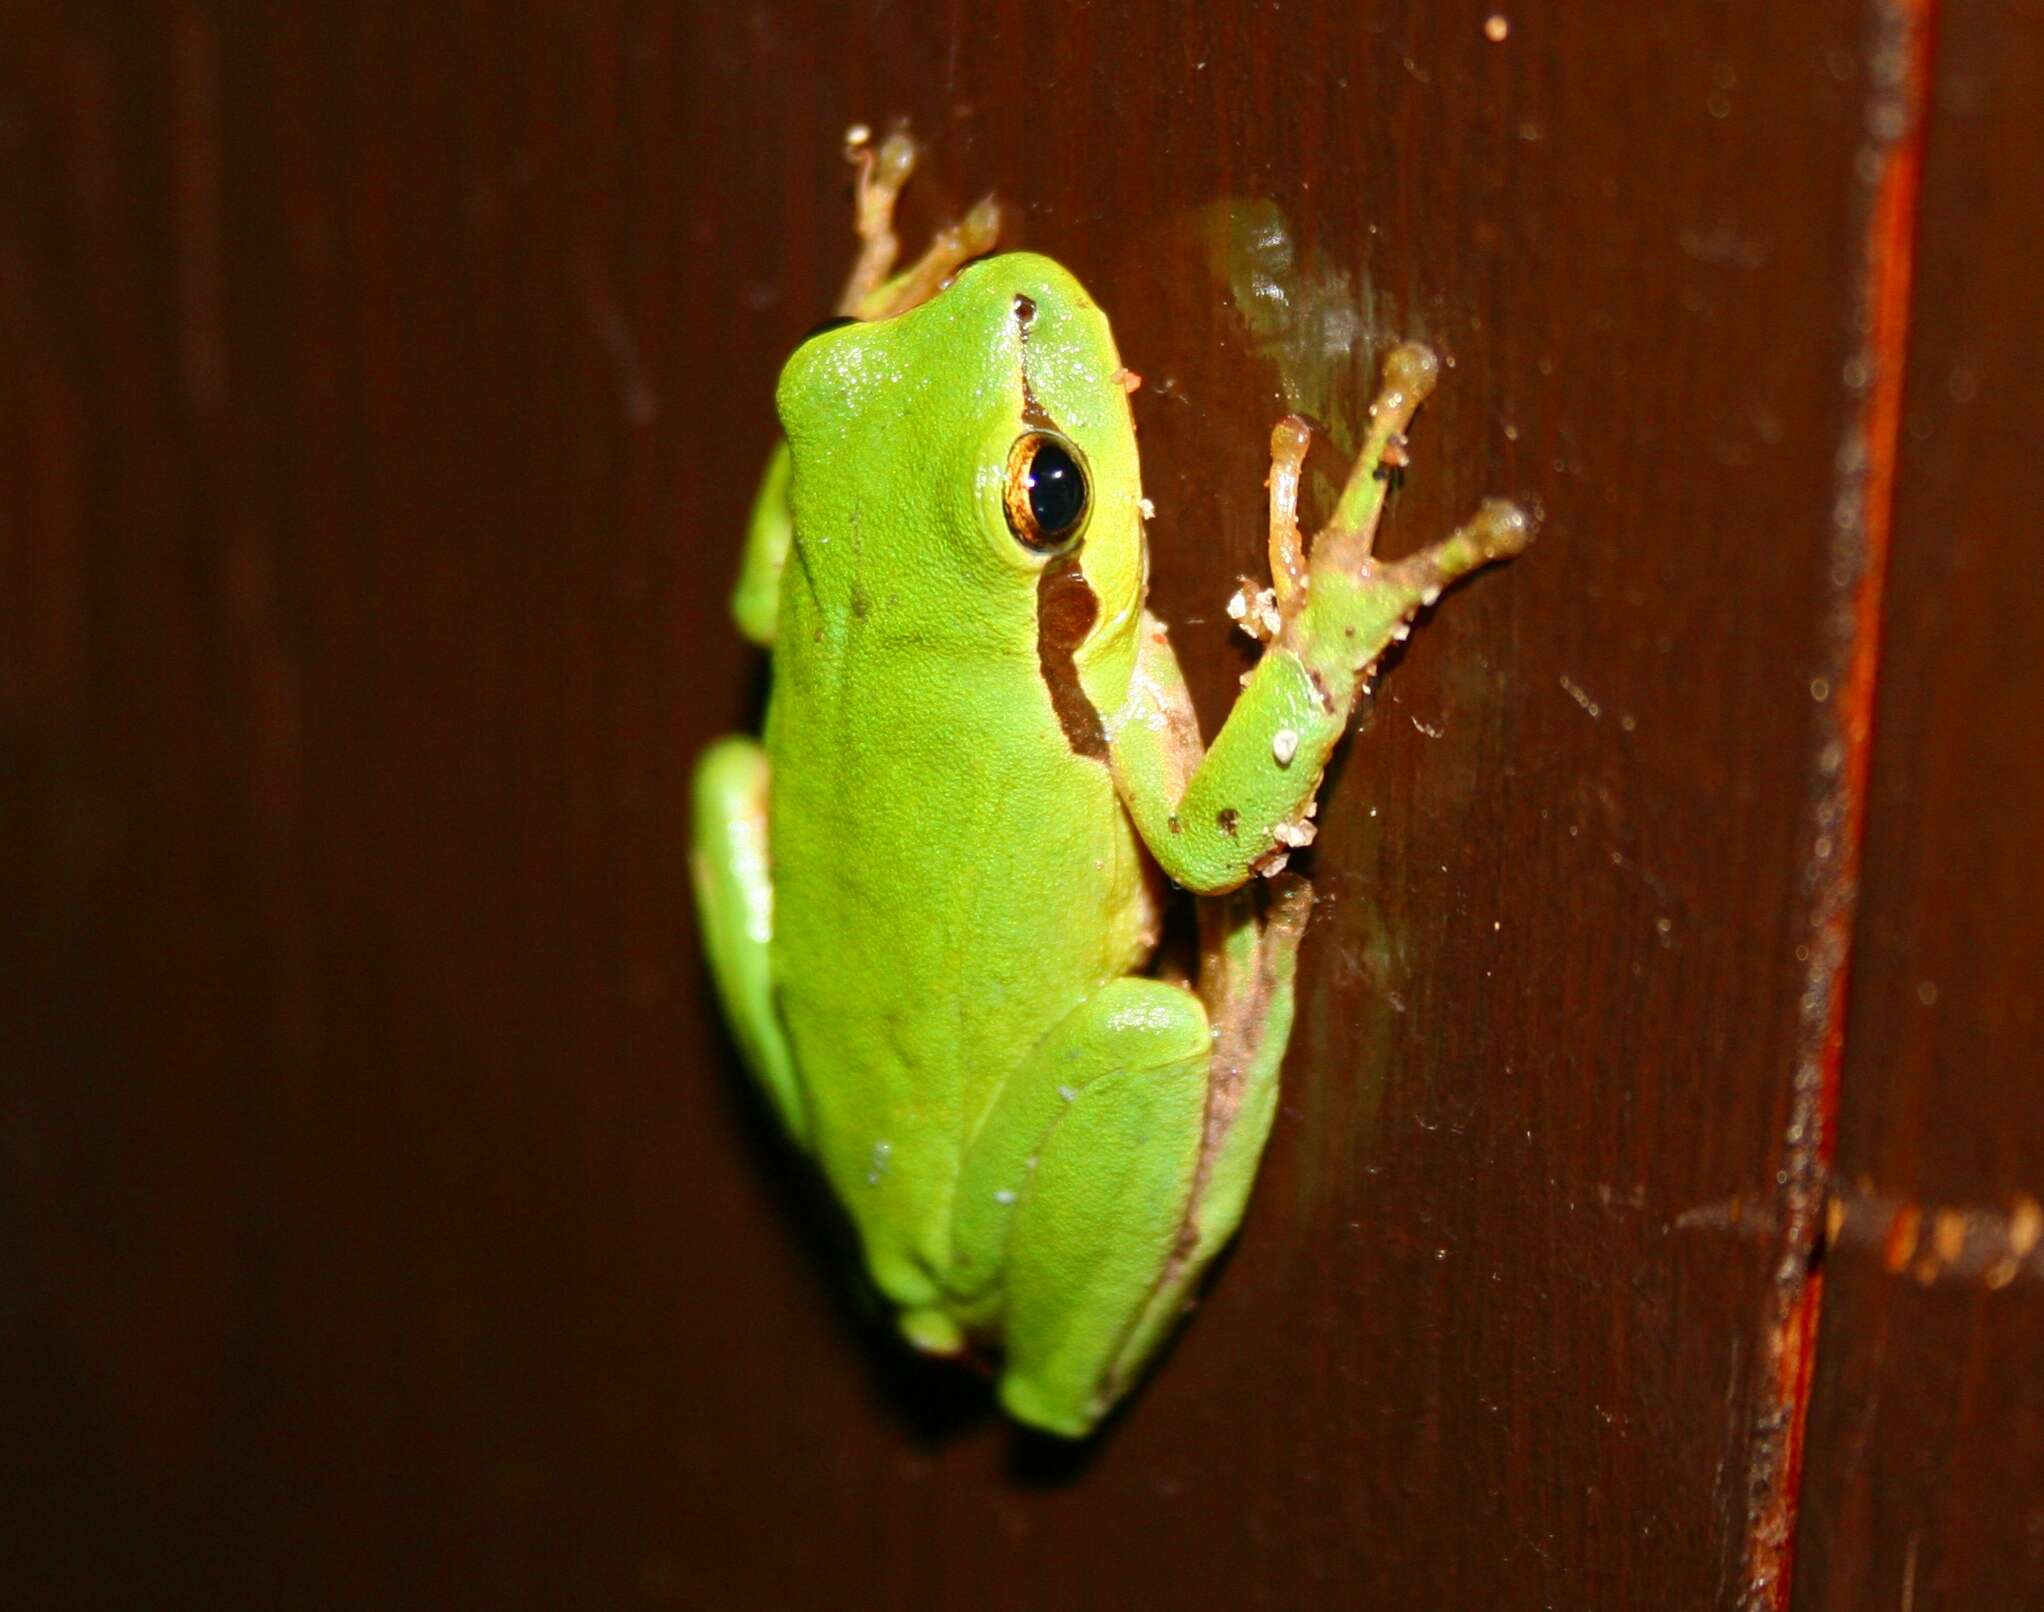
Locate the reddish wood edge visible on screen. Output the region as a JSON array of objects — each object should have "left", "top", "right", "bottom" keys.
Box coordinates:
[{"left": 1741, "top": 2, "right": 1939, "bottom": 1606}]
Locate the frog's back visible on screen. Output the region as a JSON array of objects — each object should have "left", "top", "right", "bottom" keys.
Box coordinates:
[
  {"left": 766, "top": 606, "right": 1151, "bottom": 1306},
  {"left": 763, "top": 253, "right": 1153, "bottom": 1307}
]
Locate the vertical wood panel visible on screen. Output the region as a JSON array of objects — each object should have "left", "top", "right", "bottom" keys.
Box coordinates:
[{"left": 1793, "top": 3, "right": 2044, "bottom": 1606}]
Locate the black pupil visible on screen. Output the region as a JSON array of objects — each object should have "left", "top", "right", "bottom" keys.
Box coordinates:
[{"left": 1027, "top": 440, "right": 1087, "bottom": 536}]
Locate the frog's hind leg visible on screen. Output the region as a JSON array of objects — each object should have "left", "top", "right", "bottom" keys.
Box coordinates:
[
  {"left": 690, "top": 737, "right": 809, "bottom": 1146},
  {"left": 945, "top": 978, "right": 1214, "bottom": 1437},
  {"left": 945, "top": 882, "right": 1312, "bottom": 1436},
  {"left": 1104, "top": 875, "right": 1314, "bottom": 1393}
]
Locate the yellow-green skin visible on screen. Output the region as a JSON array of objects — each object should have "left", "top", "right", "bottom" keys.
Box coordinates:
[{"left": 692, "top": 253, "right": 1524, "bottom": 1435}]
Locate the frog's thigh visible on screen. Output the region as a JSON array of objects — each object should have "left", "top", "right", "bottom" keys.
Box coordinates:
[
  {"left": 983, "top": 979, "right": 1213, "bottom": 1437},
  {"left": 689, "top": 736, "right": 808, "bottom": 1144}
]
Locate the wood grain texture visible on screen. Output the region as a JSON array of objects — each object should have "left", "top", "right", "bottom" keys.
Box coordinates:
[
  {"left": 1, "top": 3, "right": 2031, "bottom": 1608},
  {"left": 1791, "top": 2, "right": 2044, "bottom": 1606}
]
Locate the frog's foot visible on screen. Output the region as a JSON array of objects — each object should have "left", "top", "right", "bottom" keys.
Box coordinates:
[
  {"left": 1228, "top": 342, "right": 1534, "bottom": 670},
  {"left": 836, "top": 124, "right": 1001, "bottom": 322}
]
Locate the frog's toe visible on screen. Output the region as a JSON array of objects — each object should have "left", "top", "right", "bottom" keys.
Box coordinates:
[
  {"left": 898, "top": 1305, "right": 966, "bottom": 1357},
  {"left": 998, "top": 1372, "right": 1101, "bottom": 1439}
]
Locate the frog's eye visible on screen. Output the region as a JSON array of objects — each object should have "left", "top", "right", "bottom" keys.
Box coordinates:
[{"left": 1003, "top": 432, "right": 1091, "bottom": 552}]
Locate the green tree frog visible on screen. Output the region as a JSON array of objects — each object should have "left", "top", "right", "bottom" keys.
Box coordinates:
[{"left": 692, "top": 130, "right": 1532, "bottom": 1437}]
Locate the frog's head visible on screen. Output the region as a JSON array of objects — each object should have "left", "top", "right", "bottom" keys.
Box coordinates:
[{"left": 776, "top": 253, "right": 1145, "bottom": 694}]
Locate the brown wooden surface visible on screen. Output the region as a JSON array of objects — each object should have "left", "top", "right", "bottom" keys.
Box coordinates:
[
  {"left": 1792, "top": 3, "right": 2044, "bottom": 1607},
  {"left": 1, "top": 3, "right": 2034, "bottom": 1609}
]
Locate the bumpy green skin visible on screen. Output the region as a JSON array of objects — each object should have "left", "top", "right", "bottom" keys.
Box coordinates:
[{"left": 690, "top": 253, "right": 1514, "bottom": 1436}]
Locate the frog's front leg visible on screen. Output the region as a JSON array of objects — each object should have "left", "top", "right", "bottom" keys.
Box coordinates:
[
  {"left": 1106, "top": 344, "right": 1533, "bottom": 893},
  {"left": 690, "top": 738, "right": 809, "bottom": 1145}
]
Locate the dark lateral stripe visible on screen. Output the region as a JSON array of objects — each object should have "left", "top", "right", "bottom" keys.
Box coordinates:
[
  {"left": 1036, "top": 558, "right": 1108, "bottom": 759},
  {"left": 1015, "top": 291, "right": 1101, "bottom": 755},
  {"left": 1012, "top": 293, "right": 1058, "bottom": 431}
]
